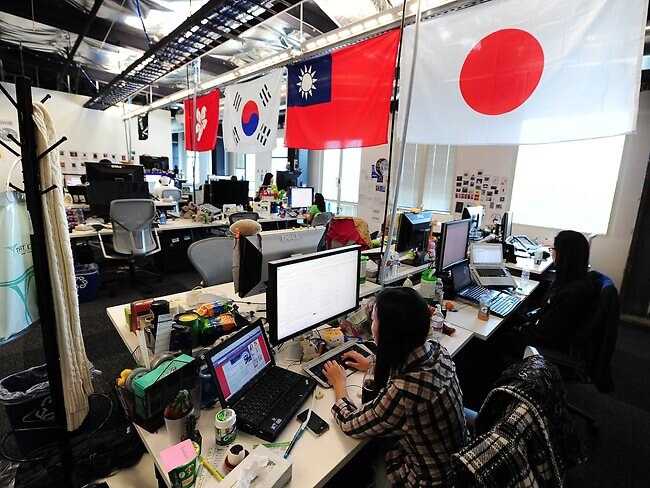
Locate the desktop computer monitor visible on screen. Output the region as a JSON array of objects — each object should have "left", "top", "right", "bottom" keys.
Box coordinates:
[
  {"left": 64, "top": 174, "right": 82, "bottom": 187},
  {"left": 276, "top": 171, "right": 299, "bottom": 191},
  {"left": 85, "top": 162, "right": 148, "bottom": 218},
  {"left": 462, "top": 205, "right": 483, "bottom": 236},
  {"left": 139, "top": 155, "right": 169, "bottom": 171},
  {"left": 501, "top": 210, "right": 513, "bottom": 242},
  {"left": 437, "top": 218, "right": 471, "bottom": 271},
  {"left": 210, "top": 179, "right": 249, "bottom": 208},
  {"left": 288, "top": 187, "right": 313, "bottom": 209},
  {"left": 85, "top": 161, "right": 145, "bottom": 183},
  {"left": 395, "top": 211, "right": 433, "bottom": 253},
  {"left": 234, "top": 227, "right": 326, "bottom": 298},
  {"left": 267, "top": 246, "right": 361, "bottom": 344}
]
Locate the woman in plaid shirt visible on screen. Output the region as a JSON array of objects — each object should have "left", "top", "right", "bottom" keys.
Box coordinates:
[{"left": 323, "top": 287, "right": 467, "bottom": 487}]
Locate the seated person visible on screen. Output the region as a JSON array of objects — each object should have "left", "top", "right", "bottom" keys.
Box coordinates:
[
  {"left": 152, "top": 175, "right": 175, "bottom": 200},
  {"left": 258, "top": 172, "right": 274, "bottom": 196},
  {"left": 322, "top": 287, "right": 467, "bottom": 488},
  {"left": 303, "top": 192, "right": 326, "bottom": 224},
  {"left": 499, "top": 230, "right": 596, "bottom": 357}
]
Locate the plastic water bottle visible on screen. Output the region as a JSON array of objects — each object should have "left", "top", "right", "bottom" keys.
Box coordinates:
[
  {"left": 434, "top": 278, "right": 445, "bottom": 308},
  {"left": 327, "top": 202, "right": 331, "bottom": 212},
  {"left": 420, "top": 269, "right": 437, "bottom": 305},
  {"left": 521, "top": 264, "right": 530, "bottom": 288},
  {"left": 430, "top": 305, "right": 444, "bottom": 340}
]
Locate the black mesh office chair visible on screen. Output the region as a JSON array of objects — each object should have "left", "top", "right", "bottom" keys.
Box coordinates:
[
  {"left": 96, "top": 199, "right": 161, "bottom": 294},
  {"left": 538, "top": 270, "right": 620, "bottom": 431},
  {"left": 229, "top": 212, "right": 259, "bottom": 225}
]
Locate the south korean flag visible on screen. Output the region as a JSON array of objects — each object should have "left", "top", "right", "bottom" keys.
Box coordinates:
[{"left": 223, "top": 70, "right": 283, "bottom": 154}]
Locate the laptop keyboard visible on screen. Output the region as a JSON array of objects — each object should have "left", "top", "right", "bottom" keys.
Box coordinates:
[
  {"left": 235, "top": 368, "right": 302, "bottom": 425},
  {"left": 477, "top": 268, "right": 507, "bottom": 277},
  {"left": 457, "top": 285, "right": 523, "bottom": 318},
  {"left": 304, "top": 342, "right": 373, "bottom": 388}
]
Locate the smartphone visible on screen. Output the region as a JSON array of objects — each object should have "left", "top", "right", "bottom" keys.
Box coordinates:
[{"left": 296, "top": 409, "right": 330, "bottom": 436}]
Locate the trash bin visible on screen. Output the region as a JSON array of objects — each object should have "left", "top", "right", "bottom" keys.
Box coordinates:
[
  {"left": 0, "top": 365, "right": 55, "bottom": 455},
  {"left": 75, "top": 263, "right": 99, "bottom": 303}
]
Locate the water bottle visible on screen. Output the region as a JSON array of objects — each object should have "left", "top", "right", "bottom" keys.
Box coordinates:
[
  {"left": 434, "top": 278, "right": 444, "bottom": 308},
  {"left": 159, "top": 211, "right": 167, "bottom": 225},
  {"left": 327, "top": 202, "right": 332, "bottom": 212},
  {"left": 430, "top": 305, "right": 444, "bottom": 340},
  {"left": 478, "top": 292, "right": 490, "bottom": 321},
  {"left": 521, "top": 264, "right": 531, "bottom": 288},
  {"left": 420, "top": 269, "right": 437, "bottom": 305}
]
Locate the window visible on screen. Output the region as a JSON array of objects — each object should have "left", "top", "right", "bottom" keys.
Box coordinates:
[
  {"left": 510, "top": 136, "right": 625, "bottom": 234},
  {"left": 396, "top": 144, "right": 456, "bottom": 212},
  {"left": 244, "top": 154, "right": 256, "bottom": 198},
  {"left": 271, "top": 138, "right": 289, "bottom": 175},
  {"left": 321, "top": 148, "right": 362, "bottom": 215}
]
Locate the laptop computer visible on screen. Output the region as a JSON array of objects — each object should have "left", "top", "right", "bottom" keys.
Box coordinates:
[
  {"left": 451, "top": 262, "right": 523, "bottom": 317},
  {"left": 205, "top": 321, "right": 316, "bottom": 441},
  {"left": 469, "top": 243, "right": 517, "bottom": 288}
]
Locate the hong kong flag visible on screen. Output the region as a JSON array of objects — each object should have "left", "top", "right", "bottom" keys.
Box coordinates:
[
  {"left": 285, "top": 30, "right": 400, "bottom": 150},
  {"left": 400, "top": 0, "right": 648, "bottom": 145},
  {"left": 184, "top": 89, "right": 220, "bottom": 151}
]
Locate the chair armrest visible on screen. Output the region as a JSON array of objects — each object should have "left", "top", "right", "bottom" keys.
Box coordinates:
[{"left": 96, "top": 229, "right": 119, "bottom": 260}]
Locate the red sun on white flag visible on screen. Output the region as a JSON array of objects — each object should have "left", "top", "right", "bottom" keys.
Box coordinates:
[{"left": 459, "top": 29, "right": 545, "bottom": 115}]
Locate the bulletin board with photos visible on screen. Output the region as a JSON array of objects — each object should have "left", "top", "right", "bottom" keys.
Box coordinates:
[
  {"left": 59, "top": 150, "right": 124, "bottom": 176},
  {"left": 454, "top": 169, "right": 510, "bottom": 226}
]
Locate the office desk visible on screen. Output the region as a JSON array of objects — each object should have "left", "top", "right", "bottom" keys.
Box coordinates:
[
  {"left": 505, "top": 255, "right": 554, "bottom": 276},
  {"left": 445, "top": 278, "right": 539, "bottom": 341},
  {"left": 106, "top": 280, "right": 472, "bottom": 487}
]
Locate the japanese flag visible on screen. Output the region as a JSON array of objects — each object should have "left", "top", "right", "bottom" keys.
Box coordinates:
[
  {"left": 399, "top": 0, "right": 648, "bottom": 145},
  {"left": 223, "top": 70, "right": 283, "bottom": 153}
]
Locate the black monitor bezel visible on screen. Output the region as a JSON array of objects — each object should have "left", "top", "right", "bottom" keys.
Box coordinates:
[
  {"left": 395, "top": 211, "right": 433, "bottom": 253},
  {"left": 288, "top": 186, "right": 314, "bottom": 209},
  {"left": 462, "top": 205, "right": 483, "bottom": 233},
  {"left": 501, "top": 210, "right": 513, "bottom": 242},
  {"left": 437, "top": 218, "right": 471, "bottom": 272},
  {"left": 210, "top": 179, "right": 249, "bottom": 208},
  {"left": 266, "top": 246, "right": 361, "bottom": 345}
]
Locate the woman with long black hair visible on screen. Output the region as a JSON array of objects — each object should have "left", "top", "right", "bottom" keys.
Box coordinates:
[
  {"left": 515, "top": 230, "right": 596, "bottom": 352},
  {"left": 322, "top": 287, "right": 467, "bottom": 488},
  {"left": 304, "top": 192, "right": 326, "bottom": 224}
]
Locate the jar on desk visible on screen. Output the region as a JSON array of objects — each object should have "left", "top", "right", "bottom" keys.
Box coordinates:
[{"left": 359, "top": 256, "right": 368, "bottom": 284}]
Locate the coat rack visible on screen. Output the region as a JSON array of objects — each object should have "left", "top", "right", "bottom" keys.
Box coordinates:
[{"left": 1, "top": 77, "right": 75, "bottom": 486}]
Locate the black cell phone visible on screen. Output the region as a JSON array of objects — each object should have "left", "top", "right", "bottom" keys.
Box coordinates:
[{"left": 296, "top": 409, "right": 329, "bottom": 436}]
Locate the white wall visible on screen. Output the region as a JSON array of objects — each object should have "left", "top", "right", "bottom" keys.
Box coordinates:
[{"left": 0, "top": 82, "right": 172, "bottom": 183}]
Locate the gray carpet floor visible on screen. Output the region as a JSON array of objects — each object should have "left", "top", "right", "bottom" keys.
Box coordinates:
[{"left": 0, "top": 269, "right": 648, "bottom": 486}]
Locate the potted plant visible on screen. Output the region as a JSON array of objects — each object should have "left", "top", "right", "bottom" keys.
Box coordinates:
[{"left": 164, "top": 389, "right": 193, "bottom": 444}]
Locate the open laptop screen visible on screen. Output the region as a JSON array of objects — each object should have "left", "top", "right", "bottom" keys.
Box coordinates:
[
  {"left": 451, "top": 262, "right": 473, "bottom": 291},
  {"left": 471, "top": 244, "right": 503, "bottom": 265},
  {"left": 208, "top": 326, "right": 272, "bottom": 403}
]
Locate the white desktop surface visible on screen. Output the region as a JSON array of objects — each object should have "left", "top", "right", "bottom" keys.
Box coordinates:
[
  {"left": 445, "top": 278, "right": 539, "bottom": 340},
  {"left": 106, "top": 279, "right": 472, "bottom": 487},
  {"left": 505, "top": 255, "right": 554, "bottom": 276}
]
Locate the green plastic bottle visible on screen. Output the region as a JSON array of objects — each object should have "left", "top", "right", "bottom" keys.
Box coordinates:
[{"left": 420, "top": 269, "right": 437, "bottom": 305}]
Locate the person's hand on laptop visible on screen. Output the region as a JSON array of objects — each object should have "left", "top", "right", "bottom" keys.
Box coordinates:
[{"left": 340, "top": 351, "right": 371, "bottom": 372}]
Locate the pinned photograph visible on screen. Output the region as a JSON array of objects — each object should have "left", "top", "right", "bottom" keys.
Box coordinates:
[
  {"left": 496, "top": 204, "right": 503, "bottom": 209},
  {"left": 500, "top": 197, "right": 505, "bottom": 202}
]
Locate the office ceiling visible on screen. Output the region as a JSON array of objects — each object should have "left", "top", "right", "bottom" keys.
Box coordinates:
[
  {"left": 0, "top": 0, "right": 402, "bottom": 107},
  {"left": 0, "top": 0, "right": 648, "bottom": 108}
]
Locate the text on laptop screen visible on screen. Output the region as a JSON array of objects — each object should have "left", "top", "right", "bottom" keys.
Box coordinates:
[
  {"left": 209, "top": 327, "right": 272, "bottom": 402},
  {"left": 472, "top": 244, "right": 503, "bottom": 265}
]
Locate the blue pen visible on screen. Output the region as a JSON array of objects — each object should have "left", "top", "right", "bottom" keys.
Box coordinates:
[{"left": 284, "top": 391, "right": 316, "bottom": 459}]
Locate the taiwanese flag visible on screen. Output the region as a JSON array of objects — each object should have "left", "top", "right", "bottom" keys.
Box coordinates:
[
  {"left": 184, "top": 89, "right": 220, "bottom": 151},
  {"left": 285, "top": 30, "right": 400, "bottom": 150}
]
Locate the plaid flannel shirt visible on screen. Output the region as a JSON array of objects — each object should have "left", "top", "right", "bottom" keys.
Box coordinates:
[{"left": 331, "top": 341, "right": 467, "bottom": 488}]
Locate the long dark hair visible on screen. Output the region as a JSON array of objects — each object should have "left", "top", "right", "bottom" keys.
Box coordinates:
[
  {"left": 553, "top": 230, "right": 590, "bottom": 287},
  {"left": 373, "top": 287, "right": 430, "bottom": 391},
  {"left": 314, "top": 193, "right": 326, "bottom": 213},
  {"left": 262, "top": 172, "right": 273, "bottom": 186}
]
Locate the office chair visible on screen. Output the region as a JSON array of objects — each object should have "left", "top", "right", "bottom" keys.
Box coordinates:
[
  {"left": 187, "top": 237, "right": 235, "bottom": 286},
  {"left": 538, "top": 270, "right": 620, "bottom": 432},
  {"left": 229, "top": 212, "right": 259, "bottom": 225},
  {"left": 453, "top": 354, "right": 586, "bottom": 488},
  {"left": 96, "top": 199, "right": 161, "bottom": 294},
  {"left": 311, "top": 211, "right": 334, "bottom": 227},
  {"left": 161, "top": 187, "right": 182, "bottom": 205}
]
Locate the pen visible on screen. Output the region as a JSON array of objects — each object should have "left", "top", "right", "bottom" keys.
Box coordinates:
[
  {"left": 284, "top": 390, "right": 316, "bottom": 459},
  {"left": 199, "top": 455, "right": 224, "bottom": 481}
]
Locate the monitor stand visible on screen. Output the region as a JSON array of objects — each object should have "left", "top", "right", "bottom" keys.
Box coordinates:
[{"left": 274, "top": 337, "right": 303, "bottom": 363}]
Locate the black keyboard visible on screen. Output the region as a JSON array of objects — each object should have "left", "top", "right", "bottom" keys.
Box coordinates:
[
  {"left": 235, "top": 368, "right": 301, "bottom": 425},
  {"left": 303, "top": 342, "right": 373, "bottom": 388},
  {"left": 457, "top": 285, "right": 523, "bottom": 318},
  {"left": 476, "top": 268, "right": 507, "bottom": 277}
]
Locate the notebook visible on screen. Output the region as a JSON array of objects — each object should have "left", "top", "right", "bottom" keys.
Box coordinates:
[
  {"left": 205, "top": 321, "right": 316, "bottom": 441},
  {"left": 469, "top": 243, "right": 517, "bottom": 288}
]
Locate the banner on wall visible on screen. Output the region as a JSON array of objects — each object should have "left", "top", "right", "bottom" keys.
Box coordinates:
[
  {"left": 223, "top": 70, "right": 282, "bottom": 154},
  {"left": 184, "top": 90, "right": 220, "bottom": 151},
  {"left": 400, "top": 0, "right": 648, "bottom": 145},
  {"left": 285, "top": 30, "right": 400, "bottom": 150},
  {"left": 137, "top": 114, "right": 149, "bottom": 140}
]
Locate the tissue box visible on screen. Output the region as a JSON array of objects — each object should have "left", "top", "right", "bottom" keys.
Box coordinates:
[{"left": 222, "top": 445, "right": 291, "bottom": 488}]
